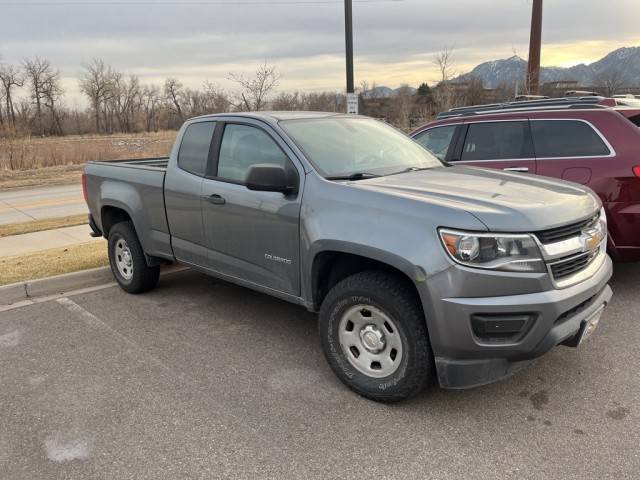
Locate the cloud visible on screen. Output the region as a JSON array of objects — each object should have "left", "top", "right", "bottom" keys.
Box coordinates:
[{"left": 1, "top": 0, "right": 638, "bottom": 105}]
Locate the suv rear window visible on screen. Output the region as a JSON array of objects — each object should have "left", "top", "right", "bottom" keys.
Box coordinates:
[
  {"left": 178, "top": 121, "right": 216, "bottom": 176},
  {"left": 531, "top": 120, "right": 610, "bottom": 158},
  {"left": 629, "top": 115, "right": 640, "bottom": 127},
  {"left": 461, "top": 121, "right": 532, "bottom": 161}
]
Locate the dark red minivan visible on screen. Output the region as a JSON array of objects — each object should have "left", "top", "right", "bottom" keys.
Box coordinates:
[{"left": 411, "top": 99, "right": 640, "bottom": 261}]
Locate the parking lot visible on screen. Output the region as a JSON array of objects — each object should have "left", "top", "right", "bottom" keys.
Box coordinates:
[{"left": 1, "top": 264, "right": 638, "bottom": 479}]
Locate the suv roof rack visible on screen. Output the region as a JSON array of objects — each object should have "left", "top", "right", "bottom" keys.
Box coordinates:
[{"left": 437, "top": 96, "right": 611, "bottom": 119}]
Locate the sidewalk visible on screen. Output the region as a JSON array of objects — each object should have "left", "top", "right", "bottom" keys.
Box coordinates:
[
  {"left": 0, "top": 184, "right": 86, "bottom": 225},
  {"left": 0, "top": 224, "right": 101, "bottom": 257}
]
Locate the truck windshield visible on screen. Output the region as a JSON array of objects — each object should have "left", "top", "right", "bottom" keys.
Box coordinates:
[{"left": 280, "top": 117, "right": 443, "bottom": 178}]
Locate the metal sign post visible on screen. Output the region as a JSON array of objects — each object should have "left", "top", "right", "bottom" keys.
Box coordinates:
[
  {"left": 346, "top": 93, "right": 358, "bottom": 115},
  {"left": 344, "top": 0, "right": 358, "bottom": 114}
]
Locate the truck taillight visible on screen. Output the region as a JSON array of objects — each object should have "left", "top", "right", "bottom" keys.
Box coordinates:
[
  {"left": 81, "top": 173, "right": 88, "bottom": 203},
  {"left": 634, "top": 166, "right": 640, "bottom": 178}
]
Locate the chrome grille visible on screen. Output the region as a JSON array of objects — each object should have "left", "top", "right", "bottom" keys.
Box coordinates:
[
  {"left": 550, "top": 250, "right": 599, "bottom": 280},
  {"left": 534, "top": 214, "right": 599, "bottom": 244}
]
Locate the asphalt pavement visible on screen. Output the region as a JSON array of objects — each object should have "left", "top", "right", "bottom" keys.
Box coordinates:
[
  {"left": 0, "top": 264, "right": 638, "bottom": 479},
  {"left": 0, "top": 184, "right": 86, "bottom": 225}
]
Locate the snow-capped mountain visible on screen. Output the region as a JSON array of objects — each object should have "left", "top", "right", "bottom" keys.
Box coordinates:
[
  {"left": 458, "top": 47, "right": 640, "bottom": 88},
  {"left": 360, "top": 47, "right": 640, "bottom": 97}
]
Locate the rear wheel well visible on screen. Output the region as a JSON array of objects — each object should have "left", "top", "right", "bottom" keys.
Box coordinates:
[
  {"left": 312, "top": 251, "right": 422, "bottom": 311},
  {"left": 100, "top": 206, "right": 132, "bottom": 238}
]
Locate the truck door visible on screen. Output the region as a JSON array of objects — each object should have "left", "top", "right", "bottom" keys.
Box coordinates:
[
  {"left": 164, "top": 121, "right": 217, "bottom": 266},
  {"left": 201, "top": 120, "right": 302, "bottom": 296},
  {"left": 453, "top": 119, "right": 537, "bottom": 174}
]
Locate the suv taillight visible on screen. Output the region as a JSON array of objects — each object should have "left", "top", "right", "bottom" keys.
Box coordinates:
[
  {"left": 634, "top": 166, "right": 640, "bottom": 178},
  {"left": 81, "top": 173, "right": 88, "bottom": 204}
]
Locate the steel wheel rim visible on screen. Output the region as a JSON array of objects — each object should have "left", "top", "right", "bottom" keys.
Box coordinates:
[
  {"left": 338, "top": 304, "right": 403, "bottom": 378},
  {"left": 114, "top": 238, "right": 134, "bottom": 280}
]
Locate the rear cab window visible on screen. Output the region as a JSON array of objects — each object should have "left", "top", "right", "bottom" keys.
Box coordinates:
[
  {"left": 178, "top": 121, "right": 217, "bottom": 176},
  {"left": 530, "top": 120, "right": 611, "bottom": 158}
]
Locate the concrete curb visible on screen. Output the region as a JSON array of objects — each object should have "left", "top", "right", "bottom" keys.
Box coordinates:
[{"left": 0, "top": 264, "right": 186, "bottom": 307}]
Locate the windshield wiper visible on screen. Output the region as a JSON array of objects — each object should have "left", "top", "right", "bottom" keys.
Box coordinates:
[
  {"left": 326, "top": 172, "right": 382, "bottom": 181},
  {"left": 388, "top": 166, "right": 432, "bottom": 176}
]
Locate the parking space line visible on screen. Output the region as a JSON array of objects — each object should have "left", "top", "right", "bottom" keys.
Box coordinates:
[
  {"left": 0, "top": 282, "right": 117, "bottom": 314},
  {"left": 54, "top": 296, "right": 242, "bottom": 422},
  {"left": 56, "top": 297, "right": 182, "bottom": 379}
]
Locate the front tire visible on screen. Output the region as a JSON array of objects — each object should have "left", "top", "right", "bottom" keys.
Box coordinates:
[
  {"left": 319, "top": 270, "right": 434, "bottom": 402},
  {"left": 108, "top": 221, "right": 160, "bottom": 294}
]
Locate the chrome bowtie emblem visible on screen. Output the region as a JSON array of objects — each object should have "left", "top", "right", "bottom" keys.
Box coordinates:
[{"left": 580, "top": 225, "right": 603, "bottom": 252}]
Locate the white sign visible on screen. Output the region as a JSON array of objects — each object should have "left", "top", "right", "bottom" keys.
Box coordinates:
[{"left": 346, "top": 92, "right": 359, "bottom": 115}]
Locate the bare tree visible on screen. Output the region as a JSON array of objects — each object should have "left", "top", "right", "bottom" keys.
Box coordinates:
[
  {"left": 111, "top": 72, "right": 141, "bottom": 132},
  {"left": 202, "top": 81, "right": 231, "bottom": 113},
  {"left": 595, "top": 68, "right": 627, "bottom": 97},
  {"left": 142, "top": 84, "right": 162, "bottom": 132},
  {"left": 432, "top": 47, "right": 457, "bottom": 112},
  {"left": 434, "top": 47, "right": 456, "bottom": 85},
  {"left": 23, "top": 57, "right": 62, "bottom": 135},
  {"left": 388, "top": 84, "right": 414, "bottom": 130},
  {"left": 79, "top": 58, "right": 115, "bottom": 133},
  {"left": 0, "top": 63, "right": 24, "bottom": 127},
  {"left": 227, "top": 62, "right": 280, "bottom": 111},
  {"left": 465, "top": 76, "right": 486, "bottom": 105},
  {"left": 41, "top": 69, "right": 64, "bottom": 135},
  {"left": 164, "top": 77, "right": 184, "bottom": 123},
  {"left": 271, "top": 91, "right": 301, "bottom": 110}
]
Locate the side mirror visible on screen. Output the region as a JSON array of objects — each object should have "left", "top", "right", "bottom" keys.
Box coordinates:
[{"left": 246, "top": 164, "right": 296, "bottom": 194}]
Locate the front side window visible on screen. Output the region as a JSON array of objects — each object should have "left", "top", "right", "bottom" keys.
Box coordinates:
[
  {"left": 217, "top": 124, "right": 290, "bottom": 183},
  {"left": 461, "top": 121, "right": 532, "bottom": 161},
  {"left": 531, "top": 120, "right": 611, "bottom": 158},
  {"left": 177, "top": 121, "right": 216, "bottom": 176},
  {"left": 280, "top": 117, "right": 442, "bottom": 178},
  {"left": 413, "top": 125, "right": 457, "bottom": 161}
]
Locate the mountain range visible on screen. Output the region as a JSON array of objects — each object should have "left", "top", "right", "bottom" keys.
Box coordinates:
[
  {"left": 459, "top": 46, "right": 640, "bottom": 88},
  {"left": 362, "top": 46, "right": 640, "bottom": 96}
]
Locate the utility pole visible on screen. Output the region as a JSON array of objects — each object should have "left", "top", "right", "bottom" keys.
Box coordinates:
[
  {"left": 527, "top": 0, "right": 543, "bottom": 95},
  {"left": 344, "top": 0, "right": 358, "bottom": 114}
]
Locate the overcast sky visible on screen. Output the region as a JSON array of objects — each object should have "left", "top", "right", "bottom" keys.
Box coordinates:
[{"left": 1, "top": 0, "right": 639, "bottom": 105}]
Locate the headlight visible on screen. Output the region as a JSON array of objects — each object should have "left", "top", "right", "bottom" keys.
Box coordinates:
[
  {"left": 439, "top": 229, "right": 546, "bottom": 273},
  {"left": 599, "top": 206, "right": 607, "bottom": 251}
]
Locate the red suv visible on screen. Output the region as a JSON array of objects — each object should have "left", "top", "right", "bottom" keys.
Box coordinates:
[{"left": 411, "top": 98, "right": 640, "bottom": 261}]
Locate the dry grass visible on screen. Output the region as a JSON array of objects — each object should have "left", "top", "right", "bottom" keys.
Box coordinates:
[
  {"left": 0, "top": 164, "right": 85, "bottom": 189},
  {"left": 0, "top": 131, "right": 176, "bottom": 170},
  {"left": 0, "top": 214, "right": 88, "bottom": 237},
  {"left": 0, "top": 242, "right": 108, "bottom": 286}
]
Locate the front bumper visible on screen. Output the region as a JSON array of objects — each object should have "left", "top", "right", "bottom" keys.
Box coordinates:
[{"left": 425, "top": 253, "right": 613, "bottom": 389}]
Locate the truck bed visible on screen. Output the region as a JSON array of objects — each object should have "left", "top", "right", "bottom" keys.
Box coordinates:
[
  {"left": 90, "top": 156, "right": 169, "bottom": 170},
  {"left": 84, "top": 156, "right": 172, "bottom": 261}
]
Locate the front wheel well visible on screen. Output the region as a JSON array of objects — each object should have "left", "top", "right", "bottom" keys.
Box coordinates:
[{"left": 311, "top": 251, "right": 422, "bottom": 311}]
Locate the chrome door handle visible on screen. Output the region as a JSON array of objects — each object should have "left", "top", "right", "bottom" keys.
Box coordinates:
[
  {"left": 205, "top": 194, "right": 226, "bottom": 205},
  {"left": 503, "top": 167, "right": 529, "bottom": 172}
]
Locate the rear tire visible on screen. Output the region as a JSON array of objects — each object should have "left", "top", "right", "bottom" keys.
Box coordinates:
[
  {"left": 319, "top": 270, "right": 434, "bottom": 403},
  {"left": 108, "top": 221, "right": 160, "bottom": 294}
]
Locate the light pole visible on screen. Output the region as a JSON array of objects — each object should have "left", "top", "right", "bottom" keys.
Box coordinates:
[
  {"left": 344, "top": 0, "right": 358, "bottom": 114},
  {"left": 527, "top": 0, "right": 543, "bottom": 95}
]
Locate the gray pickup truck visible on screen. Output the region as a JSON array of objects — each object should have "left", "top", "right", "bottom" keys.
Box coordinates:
[{"left": 84, "top": 112, "right": 613, "bottom": 402}]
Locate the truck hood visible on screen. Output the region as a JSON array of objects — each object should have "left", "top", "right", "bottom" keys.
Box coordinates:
[{"left": 353, "top": 166, "right": 600, "bottom": 232}]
